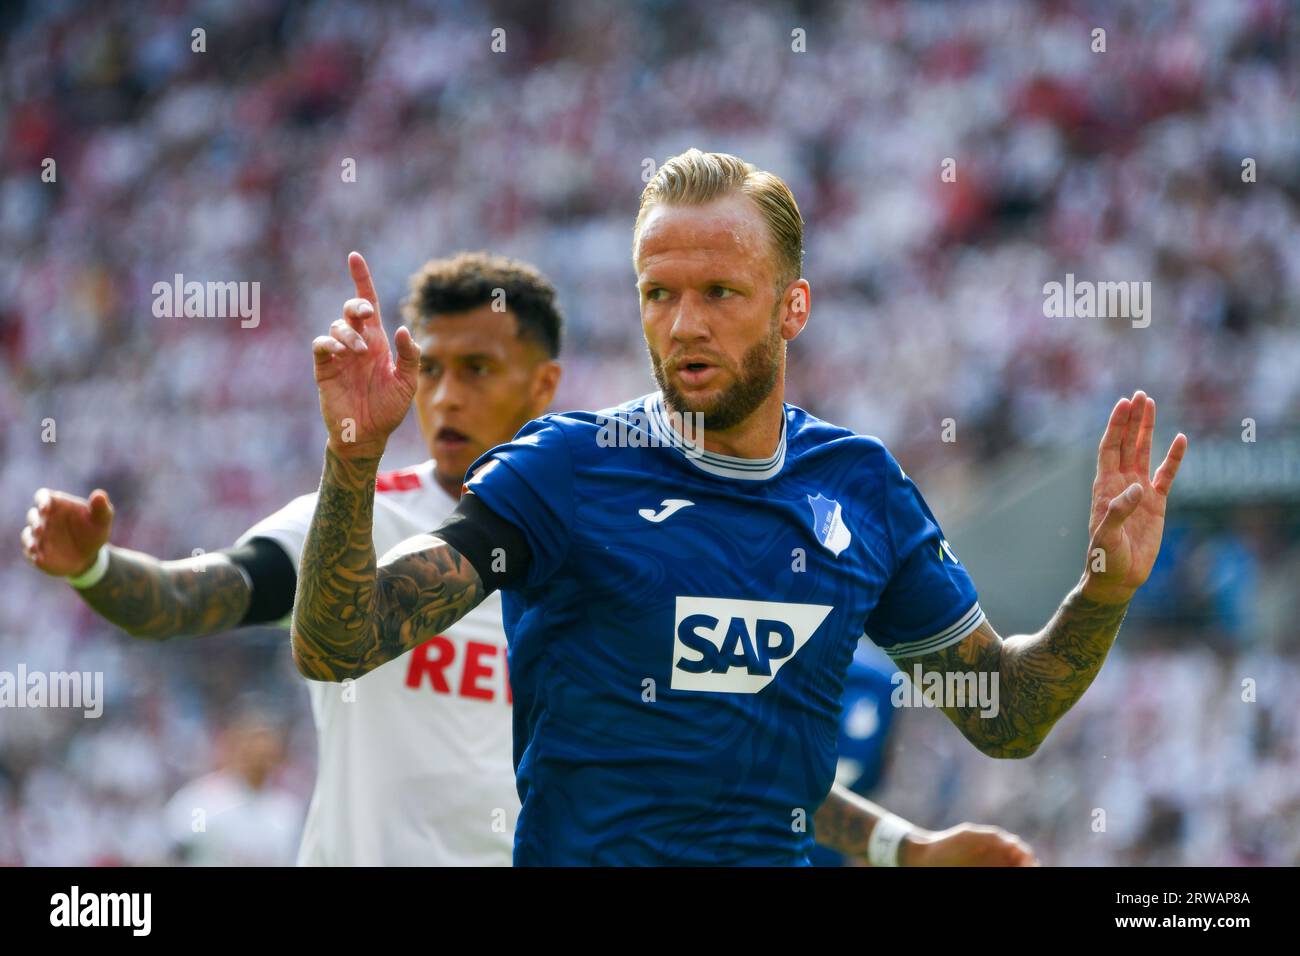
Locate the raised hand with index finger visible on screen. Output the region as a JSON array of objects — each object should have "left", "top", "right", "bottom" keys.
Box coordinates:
[{"left": 312, "top": 251, "right": 421, "bottom": 461}]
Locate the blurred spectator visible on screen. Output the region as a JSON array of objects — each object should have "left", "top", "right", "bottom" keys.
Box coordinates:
[{"left": 163, "top": 708, "right": 303, "bottom": 866}]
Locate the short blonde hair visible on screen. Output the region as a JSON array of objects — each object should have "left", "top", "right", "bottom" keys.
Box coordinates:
[{"left": 634, "top": 148, "right": 804, "bottom": 290}]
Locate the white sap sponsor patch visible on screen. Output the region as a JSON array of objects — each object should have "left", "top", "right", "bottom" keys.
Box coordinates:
[{"left": 671, "top": 597, "right": 833, "bottom": 693}]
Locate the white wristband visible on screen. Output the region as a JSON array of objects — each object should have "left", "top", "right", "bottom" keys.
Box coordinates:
[
  {"left": 67, "top": 545, "right": 110, "bottom": 590},
  {"left": 866, "top": 813, "right": 912, "bottom": 867}
]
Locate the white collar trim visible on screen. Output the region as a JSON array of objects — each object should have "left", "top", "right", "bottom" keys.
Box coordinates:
[{"left": 644, "top": 392, "right": 787, "bottom": 481}]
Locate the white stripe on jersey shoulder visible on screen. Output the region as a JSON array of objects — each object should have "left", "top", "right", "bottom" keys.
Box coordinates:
[
  {"left": 375, "top": 459, "right": 436, "bottom": 493},
  {"left": 643, "top": 391, "right": 787, "bottom": 481},
  {"left": 879, "top": 602, "right": 987, "bottom": 660}
]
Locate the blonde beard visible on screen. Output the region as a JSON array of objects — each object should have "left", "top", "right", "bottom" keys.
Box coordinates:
[{"left": 650, "top": 316, "right": 783, "bottom": 433}]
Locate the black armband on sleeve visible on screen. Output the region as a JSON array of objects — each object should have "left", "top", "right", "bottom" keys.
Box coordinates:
[
  {"left": 220, "top": 537, "right": 298, "bottom": 626},
  {"left": 431, "top": 492, "right": 532, "bottom": 594}
]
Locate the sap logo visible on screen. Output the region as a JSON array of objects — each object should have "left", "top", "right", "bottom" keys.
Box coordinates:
[{"left": 672, "top": 597, "right": 833, "bottom": 693}]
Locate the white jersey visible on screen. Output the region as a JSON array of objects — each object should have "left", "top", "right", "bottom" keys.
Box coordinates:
[
  {"left": 164, "top": 771, "right": 303, "bottom": 867},
  {"left": 236, "top": 459, "right": 515, "bottom": 866}
]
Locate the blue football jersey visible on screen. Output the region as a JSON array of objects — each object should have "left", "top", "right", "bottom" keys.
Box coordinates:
[
  {"left": 463, "top": 392, "right": 984, "bottom": 865},
  {"left": 809, "top": 640, "right": 900, "bottom": 867}
]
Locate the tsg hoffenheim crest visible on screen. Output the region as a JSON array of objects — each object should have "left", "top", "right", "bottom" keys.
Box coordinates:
[{"left": 806, "top": 493, "right": 852, "bottom": 557}]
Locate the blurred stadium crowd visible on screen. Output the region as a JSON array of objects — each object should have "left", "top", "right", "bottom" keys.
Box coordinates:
[{"left": 1, "top": 0, "right": 1297, "bottom": 864}]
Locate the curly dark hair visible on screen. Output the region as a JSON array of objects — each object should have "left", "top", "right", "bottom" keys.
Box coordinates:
[{"left": 400, "top": 251, "right": 563, "bottom": 358}]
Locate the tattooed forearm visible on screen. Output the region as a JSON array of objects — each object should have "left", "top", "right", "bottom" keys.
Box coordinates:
[
  {"left": 77, "top": 546, "right": 252, "bottom": 640},
  {"left": 913, "top": 579, "right": 1129, "bottom": 758},
  {"left": 290, "top": 445, "right": 486, "bottom": 682},
  {"left": 814, "top": 785, "right": 921, "bottom": 866},
  {"left": 813, "top": 785, "right": 881, "bottom": 858}
]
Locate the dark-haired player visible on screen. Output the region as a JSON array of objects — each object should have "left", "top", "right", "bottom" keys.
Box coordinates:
[{"left": 23, "top": 252, "right": 562, "bottom": 865}]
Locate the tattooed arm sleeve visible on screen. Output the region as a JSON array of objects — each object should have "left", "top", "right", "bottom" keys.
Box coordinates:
[
  {"left": 905, "top": 578, "right": 1129, "bottom": 758},
  {"left": 813, "top": 784, "right": 920, "bottom": 865},
  {"left": 76, "top": 547, "right": 253, "bottom": 640},
  {"left": 289, "top": 446, "right": 487, "bottom": 682}
]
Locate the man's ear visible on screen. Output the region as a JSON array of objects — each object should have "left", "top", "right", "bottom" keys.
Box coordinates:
[
  {"left": 530, "top": 359, "right": 562, "bottom": 414},
  {"left": 781, "top": 278, "right": 811, "bottom": 342}
]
